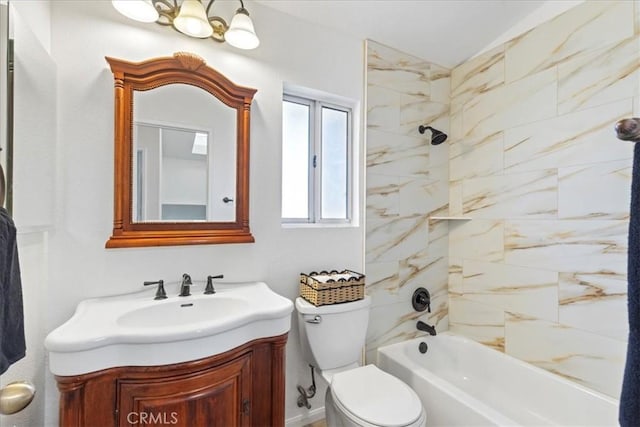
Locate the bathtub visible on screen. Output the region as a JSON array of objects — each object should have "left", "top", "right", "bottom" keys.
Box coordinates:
[{"left": 377, "top": 332, "right": 618, "bottom": 426}]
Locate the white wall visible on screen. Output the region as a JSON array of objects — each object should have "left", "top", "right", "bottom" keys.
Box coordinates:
[
  {"left": 0, "top": 2, "right": 53, "bottom": 427},
  {"left": 41, "top": 1, "right": 364, "bottom": 425}
]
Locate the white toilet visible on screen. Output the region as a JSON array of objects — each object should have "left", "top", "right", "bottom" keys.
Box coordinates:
[{"left": 296, "top": 295, "right": 426, "bottom": 427}]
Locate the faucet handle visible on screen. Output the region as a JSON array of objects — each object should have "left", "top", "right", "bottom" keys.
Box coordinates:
[
  {"left": 412, "top": 287, "right": 431, "bottom": 313},
  {"left": 204, "top": 274, "right": 224, "bottom": 295},
  {"left": 182, "top": 273, "right": 192, "bottom": 284},
  {"left": 144, "top": 280, "right": 167, "bottom": 300}
]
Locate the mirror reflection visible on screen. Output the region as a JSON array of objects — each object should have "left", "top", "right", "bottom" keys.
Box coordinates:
[
  {"left": 106, "top": 52, "right": 256, "bottom": 248},
  {"left": 133, "top": 84, "right": 236, "bottom": 223}
]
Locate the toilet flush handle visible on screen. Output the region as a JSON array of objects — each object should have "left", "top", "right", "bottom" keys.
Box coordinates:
[{"left": 305, "top": 315, "right": 322, "bottom": 324}]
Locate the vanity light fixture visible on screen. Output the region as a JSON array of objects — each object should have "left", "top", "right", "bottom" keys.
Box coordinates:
[
  {"left": 112, "top": 0, "right": 260, "bottom": 49},
  {"left": 112, "top": 0, "right": 159, "bottom": 23}
]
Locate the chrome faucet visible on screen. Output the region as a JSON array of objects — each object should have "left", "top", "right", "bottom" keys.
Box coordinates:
[{"left": 179, "top": 273, "right": 193, "bottom": 297}]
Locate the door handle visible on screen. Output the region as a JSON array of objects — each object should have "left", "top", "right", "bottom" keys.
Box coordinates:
[{"left": 0, "top": 381, "right": 36, "bottom": 415}]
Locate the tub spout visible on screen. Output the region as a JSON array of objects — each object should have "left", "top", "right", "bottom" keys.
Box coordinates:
[{"left": 417, "top": 320, "right": 437, "bottom": 336}]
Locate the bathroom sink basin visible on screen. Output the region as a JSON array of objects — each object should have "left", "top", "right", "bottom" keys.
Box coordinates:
[
  {"left": 45, "top": 281, "right": 293, "bottom": 376},
  {"left": 116, "top": 297, "right": 246, "bottom": 328}
]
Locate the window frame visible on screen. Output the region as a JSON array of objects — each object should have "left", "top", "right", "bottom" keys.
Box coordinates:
[{"left": 282, "top": 93, "right": 354, "bottom": 225}]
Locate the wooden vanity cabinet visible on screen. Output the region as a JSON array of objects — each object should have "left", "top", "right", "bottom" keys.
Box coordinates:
[{"left": 55, "top": 334, "right": 287, "bottom": 427}]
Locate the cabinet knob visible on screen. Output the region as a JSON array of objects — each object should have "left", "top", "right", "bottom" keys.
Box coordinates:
[{"left": 242, "top": 399, "right": 250, "bottom": 416}]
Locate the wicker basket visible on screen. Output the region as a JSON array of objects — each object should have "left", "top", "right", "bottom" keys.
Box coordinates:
[{"left": 299, "top": 270, "right": 365, "bottom": 306}]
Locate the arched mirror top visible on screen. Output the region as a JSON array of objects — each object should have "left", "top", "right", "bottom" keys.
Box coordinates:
[
  {"left": 105, "top": 52, "right": 257, "bottom": 248},
  {"left": 106, "top": 52, "right": 257, "bottom": 108}
]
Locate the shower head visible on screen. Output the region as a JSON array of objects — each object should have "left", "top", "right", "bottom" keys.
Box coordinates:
[{"left": 418, "top": 125, "right": 448, "bottom": 145}]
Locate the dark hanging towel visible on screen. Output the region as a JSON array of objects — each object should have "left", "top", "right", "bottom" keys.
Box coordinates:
[
  {"left": 0, "top": 205, "right": 25, "bottom": 375},
  {"left": 621, "top": 142, "right": 640, "bottom": 425}
]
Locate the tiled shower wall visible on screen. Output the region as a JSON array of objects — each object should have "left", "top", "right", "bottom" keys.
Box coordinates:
[
  {"left": 364, "top": 41, "right": 451, "bottom": 361},
  {"left": 448, "top": 0, "right": 637, "bottom": 398}
]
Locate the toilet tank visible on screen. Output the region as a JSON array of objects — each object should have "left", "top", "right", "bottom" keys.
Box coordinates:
[{"left": 296, "top": 296, "right": 371, "bottom": 371}]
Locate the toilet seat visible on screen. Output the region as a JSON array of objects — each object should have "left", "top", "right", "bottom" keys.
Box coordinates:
[{"left": 330, "top": 365, "right": 424, "bottom": 427}]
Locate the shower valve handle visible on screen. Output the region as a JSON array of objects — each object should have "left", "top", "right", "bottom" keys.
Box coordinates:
[{"left": 412, "top": 287, "right": 431, "bottom": 312}]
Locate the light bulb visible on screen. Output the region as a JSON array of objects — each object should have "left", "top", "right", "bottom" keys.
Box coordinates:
[
  {"left": 173, "top": 0, "right": 213, "bottom": 38},
  {"left": 225, "top": 8, "right": 259, "bottom": 49},
  {"left": 112, "top": 0, "right": 159, "bottom": 23}
]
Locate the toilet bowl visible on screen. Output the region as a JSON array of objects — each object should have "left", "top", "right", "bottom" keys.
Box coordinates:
[
  {"left": 326, "top": 364, "right": 426, "bottom": 427},
  {"left": 295, "top": 296, "right": 426, "bottom": 427}
]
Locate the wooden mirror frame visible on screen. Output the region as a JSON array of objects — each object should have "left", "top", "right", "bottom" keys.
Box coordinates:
[{"left": 105, "top": 52, "right": 257, "bottom": 248}]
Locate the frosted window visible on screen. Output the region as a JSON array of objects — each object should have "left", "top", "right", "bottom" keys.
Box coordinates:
[
  {"left": 321, "top": 107, "right": 348, "bottom": 219},
  {"left": 282, "top": 92, "right": 352, "bottom": 224},
  {"left": 282, "top": 100, "right": 310, "bottom": 219}
]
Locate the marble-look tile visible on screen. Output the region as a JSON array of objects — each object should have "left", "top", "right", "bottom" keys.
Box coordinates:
[
  {"left": 398, "top": 174, "right": 448, "bottom": 217},
  {"left": 400, "top": 221, "right": 448, "bottom": 287},
  {"left": 505, "top": 314, "right": 626, "bottom": 398},
  {"left": 365, "top": 260, "right": 400, "bottom": 307},
  {"left": 369, "top": 220, "right": 449, "bottom": 307},
  {"left": 449, "top": 101, "right": 464, "bottom": 142},
  {"left": 462, "top": 260, "right": 559, "bottom": 321},
  {"left": 449, "top": 220, "right": 504, "bottom": 262},
  {"left": 461, "top": 170, "right": 557, "bottom": 219},
  {"left": 366, "top": 129, "right": 429, "bottom": 177},
  {"left": 365, "top": 40, "right": 451, "bottom": 356},
  {"left": 559, "top": 272, "right": 628, "bottom": 340},
  {"left": 449, "top": 295, "right": 505, "bottom": 351},
  {"left": 366, "top": 172, "right": 400, "bottom": 219},
  {"left": 400, "top": 95, "right": 449, "bottom": 137},
  {"left": 505, "top": 1, "right": 634, "bottom": 83},
  {"left": 367, "top": 40, "right": 431, "bottom": 97},
  {"left": 429, "top": 135, "right": 450, "bottom": 169},
  {"left": 451, "top": 45, "right": 505, "bottom": 107},
  {"left": 448, "top": 257, "right": 463, "bottom": 293},
  {"left": 430, "top": 64, "right": 451, "bottom": 104},
  {"left": 462, "top": 68, "right": 557, "bottom": 138},
  {"left": 558, "top": 159, "right": 632, "bottom": 220},
  {"left": 448, "top": 180, "right": 463, "bottom": 216},
  {"left": 399, "top": 251, "right": 448, "bottom": 301},
  {"left": 367, "top": 84, "right": 402, "bottom": 131},
  {"left": 428, "top": 216, "right": 449, "bottom": 245},
  {"left": 558, "top": 35, "right": 640, "bottom": 114},
  {"left": 504, "top": 220, "right": 628, "bottom": 276},
  {"left": 636, "top": 0, "right": 640, "bottom": 35},
  {"left": 449, "top": 131, "right": 503, "bottom": 181},
  {"left": 366, "top": 215, "right": 429, "bottom": 263},
  {"left": 366, "top": 295, "right": 448, "bottom": 352},
  {"left": 504, "top": 99, "right": 634, "bottom": 173}
]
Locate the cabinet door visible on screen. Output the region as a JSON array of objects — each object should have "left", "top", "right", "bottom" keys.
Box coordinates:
[{"left": 117, "top": 353, "right": 252, "bottom": 427}]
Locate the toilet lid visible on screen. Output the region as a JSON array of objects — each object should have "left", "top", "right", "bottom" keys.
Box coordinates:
[{"left": 330, "top": 365, "right": 423, "bottom": 427}]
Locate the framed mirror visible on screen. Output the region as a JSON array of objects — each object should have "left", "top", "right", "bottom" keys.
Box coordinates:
[{"left": 105, "top": 52, "right": 256, "bottom": 248}]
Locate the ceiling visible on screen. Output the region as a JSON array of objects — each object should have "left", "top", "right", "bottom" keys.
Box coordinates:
[{"left": 254, "top": 0, "right": 547, "bottom": 68}]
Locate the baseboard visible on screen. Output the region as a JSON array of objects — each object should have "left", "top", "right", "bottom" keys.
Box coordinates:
[{"left": 285, "top": 406, "right": 325, "bottom": 427}]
